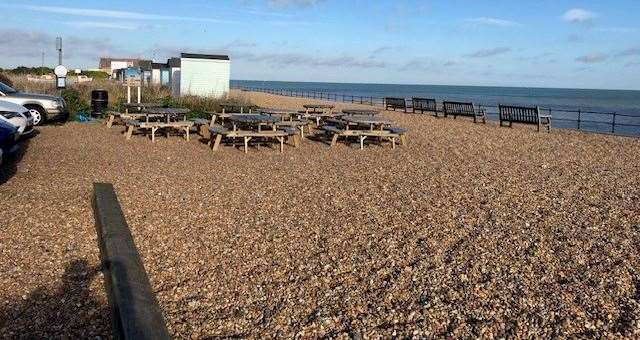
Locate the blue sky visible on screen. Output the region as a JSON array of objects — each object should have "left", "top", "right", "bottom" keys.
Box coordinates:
[{"left": 1, "top": 0, "right": 639, "bottom": 90}]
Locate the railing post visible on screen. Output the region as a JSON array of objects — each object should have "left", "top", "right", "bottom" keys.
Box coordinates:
[
  {"left": 612, "top": 112, "right": 616, "bottom": 134},
  {"left": 577, "top": 110, "right": 581, "bottom": 130}
]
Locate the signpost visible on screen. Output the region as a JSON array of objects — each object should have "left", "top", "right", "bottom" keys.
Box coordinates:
[{"left": 54, "top": 65, "right": 67, "bottom": 89}]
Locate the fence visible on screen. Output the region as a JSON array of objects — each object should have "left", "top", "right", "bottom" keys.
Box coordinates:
[{"left": 233, "top": 86, "right": 640, "bottom": 137}]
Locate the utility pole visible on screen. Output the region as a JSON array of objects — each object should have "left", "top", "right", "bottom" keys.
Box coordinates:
[{"left": 56, "top": 37, "right": 62, "bottom": 66}]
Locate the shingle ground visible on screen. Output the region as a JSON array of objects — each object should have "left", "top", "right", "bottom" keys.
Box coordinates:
[{"left": 1, "top": 92, "right": 639, "bottom": 338}]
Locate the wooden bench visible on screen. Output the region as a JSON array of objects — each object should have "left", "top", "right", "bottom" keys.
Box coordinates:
[
  {"left": 123, "top": 119, "right": 193, "bottom": 142},
  {"left": 208, "top": 126, "right": 298, "bottom": 153},
  {"left": 499, "top": 105, "right": 552, "bottom": 132},
  {"left": 411, "top": 98, "right": 438, "bottom": 115},
  {"left": 442, "top": 101, "right": 486, "bottom": 123},
  {"left": 385, "top": 97, "right": 407, "bottom": 112},
  {"left": 322, "top": 125, "right": 403, "bottom": 150}
]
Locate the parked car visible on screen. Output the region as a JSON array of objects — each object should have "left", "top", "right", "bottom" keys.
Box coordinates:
[
  {"left": 0, "top": 100, "right": 34, "bottom": 137},
  {"left": 0, "top": 119, "right": 19, "bottom": 159},
  {"left": 0, "top": 81, "right": 67, "bottom": 126}
]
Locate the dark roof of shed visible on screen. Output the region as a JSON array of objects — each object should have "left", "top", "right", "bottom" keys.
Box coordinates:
[
  {"left": 138, "top": 60, "right": 152, "bottom": 71},
  {"left": 152, "top": 62, "right": 168, "bottom": 69},
  {"left": 167, "top": 58, "right": 181, "bottom": 68},
  {"left": 180, "top": 53, "right": 230, "bottom": 61}
]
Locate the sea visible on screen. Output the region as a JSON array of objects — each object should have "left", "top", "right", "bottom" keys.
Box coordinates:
[{"left": 231, "top": 80, "right": 640, "bottom": 136}]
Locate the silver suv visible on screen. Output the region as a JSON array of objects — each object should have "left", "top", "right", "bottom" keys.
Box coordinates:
[{"left": 0, "top": 81, "right": 68, "bottom": 125}]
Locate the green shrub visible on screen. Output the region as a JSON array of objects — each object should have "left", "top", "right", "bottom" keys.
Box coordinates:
[
  {"left": 80, "top": 70, "right": 109, "bottom": 79},
  {"left": 61, "top": 89, "right": 91, "bottom": 120}
]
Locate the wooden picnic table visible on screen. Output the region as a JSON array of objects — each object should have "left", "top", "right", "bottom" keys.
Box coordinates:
[
  {"left": 220, "top": 103, "right": 260, "bottom": 113},
  {"left": 303, "top": 104, "right": 335, "bottom": 112},
  {"left": 228, "top": 114, "right": 280, "bottom": 132},
  {"left": 123, "top": 102, "right": 165, "bottom": 113},
  {"left": 259, "top": 108, "right": 300, "bottom": 121},
  {"left": 341, "top": 115, "right": 393, "bottom": 130},
  {"left": 341, "top": 109, "right": 380, "bottom": 116},
  {"left": 141, "top": 108, "right": 190, "bottom": 123},
  {"left": 304, "top": 105, "right": 334, "bottom": 117}
]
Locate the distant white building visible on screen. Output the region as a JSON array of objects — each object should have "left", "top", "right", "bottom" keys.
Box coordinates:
[
  {"left": 103, "top": 53, "right": 230, "bottom": 98},
  {"left": 173, "top": 53, "right": 230, "bottom": 98}
]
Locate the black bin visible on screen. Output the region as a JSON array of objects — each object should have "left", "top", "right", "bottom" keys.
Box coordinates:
[{"left": 91, "top": 89, "right": 108, "bottom": 115}]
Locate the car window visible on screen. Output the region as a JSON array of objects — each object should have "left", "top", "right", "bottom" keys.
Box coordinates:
[{"left": 0, "top": 82, "right": 17, "bottom": 94}]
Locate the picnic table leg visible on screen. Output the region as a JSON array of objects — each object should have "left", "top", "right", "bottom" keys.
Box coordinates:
[
  {"left": 126, "top": 125, "right": 134, "bottom": 140},
  {"left": 107, "top": 114, "right": 115, "bottom": 128},
  {"left": 400, "top": 134, "right": 406, "bottom": 146},
  {"left": 279, "top": 137, "right": 284, "bottom": 153},
  {"left": 212, "top": 134, "right": 223, "bottom": 151},
  {"left": 185, "top": 127, "right": 190, "bottom": 141},
  {"left": 360, "top": 136, "right": 366, "bottom": 150},
  {"left": 330, "top": 134, "right": 339, "bottom": 147},
  {"left": 391, "top": 137, "right": 396, "bottom": 149},
  {"left": 244, "top": 136, "right": 250, "bottom": 153}
]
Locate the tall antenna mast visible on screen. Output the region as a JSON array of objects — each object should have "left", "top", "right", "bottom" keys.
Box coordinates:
[{"left": 56, "top": 37, "right": 63, "bottom": 65}]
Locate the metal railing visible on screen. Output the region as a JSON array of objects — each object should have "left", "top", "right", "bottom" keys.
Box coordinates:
[{"left": 233, "top": 86, "right": 640, "bottom": 137}]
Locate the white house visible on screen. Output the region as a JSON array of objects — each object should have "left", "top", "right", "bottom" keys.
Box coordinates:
[{"left": 172, "top": 53, "right": 230, "bottom": 98}]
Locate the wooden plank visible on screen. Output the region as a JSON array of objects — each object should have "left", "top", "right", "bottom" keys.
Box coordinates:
[{"left": 93, "top": 183, "right": 171, "bottom": 340}]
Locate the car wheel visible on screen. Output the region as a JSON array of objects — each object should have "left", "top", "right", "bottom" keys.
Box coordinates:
[{"left": 26, "top": 106, "right": 46, "bottom": 126}]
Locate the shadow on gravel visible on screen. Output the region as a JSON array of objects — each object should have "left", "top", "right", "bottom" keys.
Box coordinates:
[
  {"left": 0, "top": 138, "right": 31, "bottom": 185},
  {"left": 0, "top": 260, "right": 111, "bottom": 338}
]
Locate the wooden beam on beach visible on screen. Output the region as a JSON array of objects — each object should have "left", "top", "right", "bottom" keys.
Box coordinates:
[{"left": 92, "top": 183, "right": 171, "bottom": 340}]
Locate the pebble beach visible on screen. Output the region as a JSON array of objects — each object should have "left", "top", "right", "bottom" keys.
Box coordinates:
[{"left": 1, "top": 91, "right": 639, "bottom": 338}]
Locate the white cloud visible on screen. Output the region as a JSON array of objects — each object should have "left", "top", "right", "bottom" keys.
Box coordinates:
[
  {"left": 597, "top": 27, "right": 638, "bottom": 34},
  {"left": 13, "top": 4, "right": 237, "bottom": 24},
  {"left": 563, "top": 8, "right": 597, "bottom": 24},
  {"left": 64, "top": 21, "right": 142, "bottom": 30},
  {"left": 465, "top": 47, "right": 512, "bottom": 58},
  {"left": 267, "top": 0, "right": 324, "bottom": 7},
  {"left": 466, "top": 17, "right": 522, "bottom": 27},
  {"left": 576, "top": 53, "right": 608, "bottom": 64}
]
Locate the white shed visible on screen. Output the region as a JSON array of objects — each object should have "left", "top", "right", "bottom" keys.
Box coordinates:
[{"left": 174, "top": 53, "right": 230, "bottom": 98}]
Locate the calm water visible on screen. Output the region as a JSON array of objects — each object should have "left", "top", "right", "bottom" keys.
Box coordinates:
[{"left": 232, "top": 80, "right": 640, "bottom": 136}]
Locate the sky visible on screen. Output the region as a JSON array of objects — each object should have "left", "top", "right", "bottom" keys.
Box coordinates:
[{"left": 0, "top": 0, "right": 639, "bottom": 90}]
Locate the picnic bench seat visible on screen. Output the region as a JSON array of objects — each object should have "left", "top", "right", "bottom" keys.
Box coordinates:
[
  {"left": 322, "top": 125, "right": 403, "bottom": 150},
  {"left": 499, "top": 105, "right": 552, "bottom": 132},
  {"left": 442, "top": 101, "right": 486, "bottom": 123},
  {"left": 123, "top": 119, "right": 193, "bottom": 142},
  {"left": 208, "top": 126, "right": 298, "bottom": 153},
  {"left": 385, "top": 97, "right": 407, "bottom": 112},
  {"left": 412, "top": 98, "right": 438, "bottom": 115}
]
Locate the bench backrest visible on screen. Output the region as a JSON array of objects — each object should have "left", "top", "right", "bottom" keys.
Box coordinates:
[
  {"left": 385, "top": 97, "right": 407, "bottom": 108},
  {"left": 499, "top": 105, "right": 540, "bottom": 123},
  {"left": 412, "top": 98, "right": 437, "bottom": 111},
  {"left": 443, "top": 101, "right": 475, "bottom": 115}
]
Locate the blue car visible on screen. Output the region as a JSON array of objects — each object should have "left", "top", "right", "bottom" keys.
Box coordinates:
[{"left": 0, "top": 119, "right": 19, "bottom": 162}]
